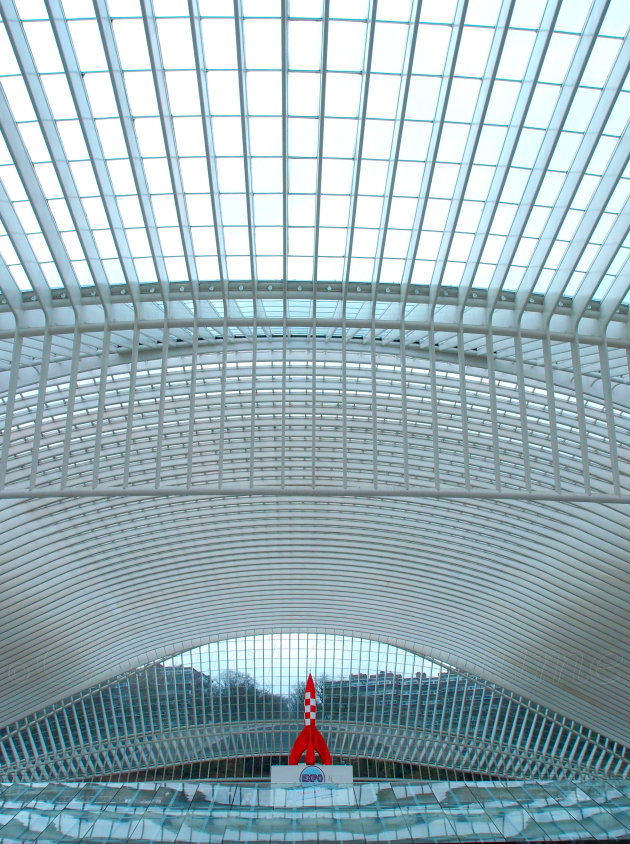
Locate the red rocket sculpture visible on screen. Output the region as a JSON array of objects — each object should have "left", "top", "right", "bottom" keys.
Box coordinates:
[{"left": 289, "top": 674, "right": 332, "bottom": 765}]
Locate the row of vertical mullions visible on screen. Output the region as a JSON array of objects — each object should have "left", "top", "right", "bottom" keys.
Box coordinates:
[
  {"left": 515, "top": 0, "right": 622, "bottom": 320},
  {"left": 433, "top": 0, "right": 514, "bottom": 311},
  {"left": 400, "top": 0, "right": 470, "bottom": 320},
  {"left": 0, "top": 330, "right": 22, "bottom": 487},
  {"left": 2, "top": 638, "right": 627, "bottom": 777},
  {"left": 28, "top": 331, "right": 52, "bottom": 488},
  {"left": 0, "top": 326, "right": 625, "bottom": 497},
  {"left": 93, "top": 0, "right": 163, "bottom": 311},
  {"left": 232, "top": 0, "right": 261, "bottom": 491}
]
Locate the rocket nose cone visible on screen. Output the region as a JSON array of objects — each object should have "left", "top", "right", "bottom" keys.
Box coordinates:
[{"left": 305, "top": 674, "right": 316, "bottom": 694}]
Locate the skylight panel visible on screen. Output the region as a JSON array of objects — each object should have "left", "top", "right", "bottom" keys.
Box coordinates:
[
  {"left": 455, "top": 26, "right": 495, "bottom": 77},
  {"left": 95, "top": 118, "right": 128, "bottom": 159},
  {"left": 538, "top": 32, "right": 580, "bottom": 85},
  {"left": 423, "top": 198, "right": 449, "bottom": 231},
  {"left": 165, "top": 71, "right": 201, "bottom": 116},
  {"left": 164, "top": 256, "right": 187, "bottom": 279},
  {"left": 448, "top": 232, "right": 474, "bottom": 263},
  {"left": 244, "top": 18, "right": 281, "bottom": 69},
  {"left": 22, "top": 20, "right": 64, "bottom": 73},
  {"left": 40, "top": 261, "right": 63, "bottom": 287},
  {"left": 412, "top": 25, "right": 451, "bottom": 75},
  {"left": 354, "top": 195, "right": 383, "bottom": 228},
  {"left": 0, "top": 223, "right": 19, "bottom": 265},
  {"left": 324, "top": 73, "right": 362, "bottom": 120},
  {"left": 326, "top": 21, "right": 366, "bottom": 72},
  {"left": 206, "top": 71, "right": 241, "bottom": 116},
  {"left": 212, "top": 117, "right": 244, "bottom": 156},
  {"left": 81, "top": 196, "right": 108, "bottom": 229},
  {"left": 399, "top": 121, "right": 431, "bottom": 161},
  {"left": 1, "top": 77, "right": 36, "bottom": 123},
  {"left": 289, "top": 227, "right": 314, "bottom": 256},
  {"left": 191, "top": 225, "right": 217, "bottom": 254},
  {"left": 323, "top": 118, "right": 358, "bottom": 158},
  {"left": 134, "top": 118, "right": 168, "bottom": 158},
  {"left": 288, "top": 194, "right": 316, "bottom": 227},
  {"left": 288, "top": 117, "right": 318, "bottom": 156},
  {"left": 523, "top": 205, "right": 550, "bottom": 237},
  {"left": 33, "top": 163, "right": 63, "bottom": 200},
  {"left": 383, "top": 228, "right": 411, "bottom": 260},
  {"left": 92, "top": 228, "right": 117, "bottom": 260},
  {"left": 320, "top": 194, "right": 351, "bottom": 228},
  {"left": 371, "top": 22, "right": 409, "bottom": 74},
  {"left": 255, "top": 226, "right": 282, "bottom": 255},
  {"left": 485, "top": 79, "right": 520, "bottom": 125},
  {"left": 5, "top": 262, "right": 32, "bottom": 292},
  {"left": 321, "top": 159, "right": 354, "bottom": 194},
  {"left": 366, "top": 74, "right": 401, "bottom": 121},
  {"left": 563, "top": 87, "right": 601, "bottom": 133},
  {"left": 437, "top": 123, "right": 469, "bottom": 164},
  {"left": 227, "top": 255, "right": 251, "bottom": 278},
  {"left": 179, "top": 158, "right": 210, "bottom": 194},
  {"left": 223, "top": 226, "right": 249, "bottom": 254},
  {"left": 496, "top": 29, "right": 537, "bottom": 81},
  {"left": 318, "top": 256, "right": 344, "bottom": 280},
  {"left": 13, "top": 201, "right": 40, "bottom": 234},
  {"left": 111, "top": 19, "right": 152, "bottom": 70},
  {"left": 388, "top": 197, "right": 416, "bottom": 229},
  {"left": 133, "top": 256, "right": 157, "bottom": 281},
  {"left": 143, "top": 158, "right": 171, "bottom": 193},
  {"left": 67, "top": 19, "right": 108, "bottom": 73},
  {"left": 456, "top": 200, "right": 483, "bottom": 233},
  {"left": 173, "top": 117, "right": 205, "bottom": 157},
  {"left": 151, "top": 194, "right": 178, "bottom": 226},
  {"left": 220, "top": 194, "right": 248, "bottom": 226},
  {"left": 0, "top": 163, "right": 25, "bottom": 201},
  {"left": 247, "top": 71, "right": 282, "bottom": 116},
  {"left": 288, "top": 73, "right": 320, "bottom": 117},
  {"left": 288, "top": 256, "right": 313, "bottom": 279},
  {"left": 253, "top": 195, "right": 282, "bottom": 226},
  {"left": 319, "top": 227, "right": 346, "bottom": 256},
  {"left": 156, "top": 18, "right": 196, "bottom": 69},
  {"left": 444, "top": 78, "right": 481, "bottom": 123},
  {"left": 40, "top": 74, "right": 77, "bottom": 121},
  {"left": 249, "top": 117, "right": 282, "bottom": 156},
  {"left": 362, "top": 119, "right": 394, "bottom": 159},
  {"left": 106, "top": 158, "right": 136, "bottom": 195},
  {"left": 122, "top": 72, "right": 159, "bottom": 117},
  {"left": 352, "top": 228, "right": 378, "bottom": 257},
  {"left": 512, "top": 128, "right": 545, "bottom": 169},
  {"left": 197, "top": 255, "right": 220, "bottom": 277},
  {"left": 117, "top": 196, "right": 144, "bottom": 228}
]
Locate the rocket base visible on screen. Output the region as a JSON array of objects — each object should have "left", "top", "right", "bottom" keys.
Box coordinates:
[{"left": 271, "top": 764, "right": 353, "bottom": 785}]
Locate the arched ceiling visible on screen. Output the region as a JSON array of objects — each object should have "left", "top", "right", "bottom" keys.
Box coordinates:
[
  {"left": 0, "top": 342, "right": 629, "bottom": 745},
  {"left": 0, "top": 0, "right": 629, "bottom": 763}
]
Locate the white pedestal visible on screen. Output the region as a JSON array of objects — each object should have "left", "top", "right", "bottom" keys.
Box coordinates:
[{"left": 271, "top": 764, "right": 353, "bottom": 785}]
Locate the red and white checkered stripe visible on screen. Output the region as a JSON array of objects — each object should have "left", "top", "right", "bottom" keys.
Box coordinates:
[{"left": 304, "top": 691, "right": 316, "bottom": 725}]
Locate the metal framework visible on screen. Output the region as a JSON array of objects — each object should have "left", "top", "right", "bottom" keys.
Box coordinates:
[
  {"left": 0, "top": 0, "right": 628, "bottom": 779},
  {"left": 1, "top": 635, "right": 627, "bottom": 782}
]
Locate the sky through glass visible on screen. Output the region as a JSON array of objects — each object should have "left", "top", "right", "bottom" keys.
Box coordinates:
[{"left": 0, "top": 0, "right": 627, "bottom": 318}]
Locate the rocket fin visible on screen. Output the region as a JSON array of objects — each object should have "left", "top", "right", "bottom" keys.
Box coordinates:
[
  {"left": 311, "top": 725, "right": 332, "bottom": 765},
  {"left": 288, "top": 727, "right": 310, "bottom": 765},
  {"left": 289, "top": 725, "right": 332, "bottom": 765}
]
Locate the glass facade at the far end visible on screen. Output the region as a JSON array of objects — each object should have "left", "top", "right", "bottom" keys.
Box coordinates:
[{"left": 0, "top": 778, "right": 629, "bottom": 842}]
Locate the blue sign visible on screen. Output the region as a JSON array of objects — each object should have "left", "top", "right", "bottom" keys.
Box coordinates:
[{"left": 300, "top": 765, "right": 325, "bottom": 784}]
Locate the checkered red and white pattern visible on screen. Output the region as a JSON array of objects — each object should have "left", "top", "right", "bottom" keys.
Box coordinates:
[{"left": 304, "top": 691, "right": 316, "bottom": 726}]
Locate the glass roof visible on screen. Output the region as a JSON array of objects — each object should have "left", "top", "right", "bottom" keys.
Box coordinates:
[{"left": 0, "top": 0, "right": 628, "bottom": 319}]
